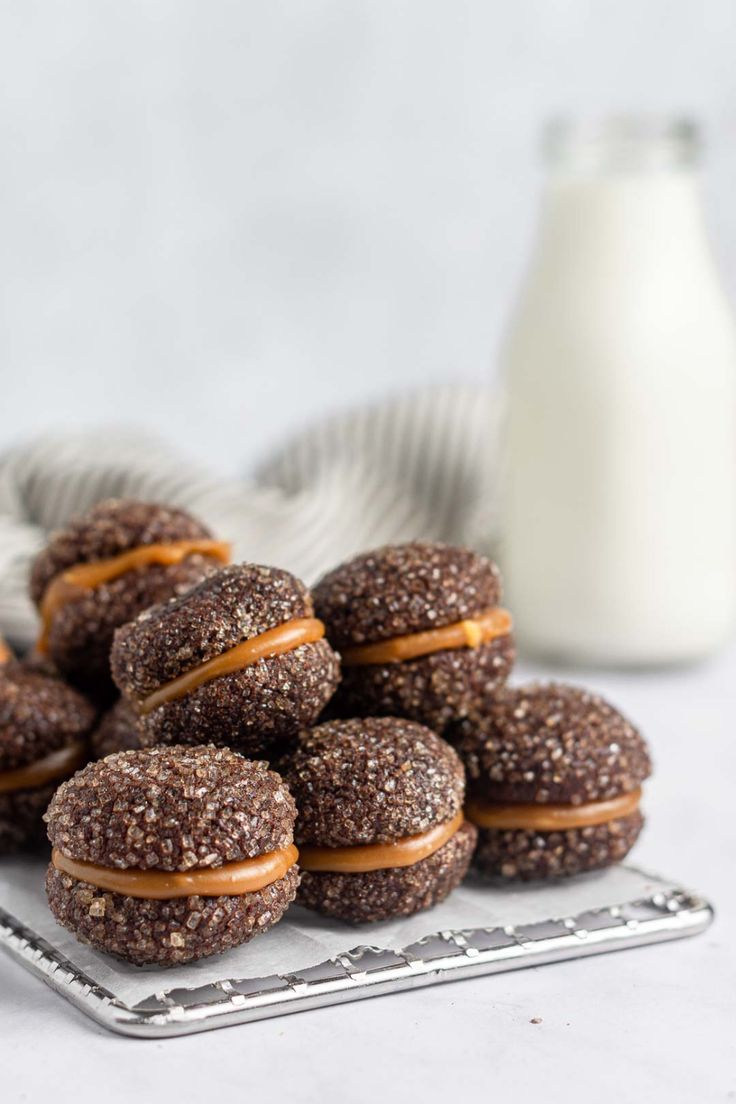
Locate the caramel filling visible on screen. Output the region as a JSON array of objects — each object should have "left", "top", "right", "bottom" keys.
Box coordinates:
[
  {"left": 0, "top": 637, "right": 11, "bottom": 664},
  {"left": 37, "top": 539, "right": 232, "bottom": 653},
  {"left": 298, "top": 810, "right": 465, "bottom": 873},
  {"left": 51, "top": 843, "right": 299, "bottom": 900},
  {"left": 0, "top": 742, "right": 87, "bottom": 795},
  {"left": 465, "top": 789, "right": 642, "bottom": 832},
  {"left": 138, "top": 617, "right": 326, "bottom": 714},
  {"left": 340, "top": 608, "right": 512, "bottom": 666}
]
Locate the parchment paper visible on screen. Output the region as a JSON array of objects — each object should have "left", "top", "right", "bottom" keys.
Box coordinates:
[{"left": 0, "top": 855, "right": 671, "bottom": 1006}]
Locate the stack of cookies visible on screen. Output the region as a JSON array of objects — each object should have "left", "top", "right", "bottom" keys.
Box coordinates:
[{"left": 0, "top": 497, "right": 652, "bottom": 968}]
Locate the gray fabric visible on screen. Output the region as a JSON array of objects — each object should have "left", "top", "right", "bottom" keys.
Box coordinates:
[{"left": 0, "top": 384, "right": 500, "bottom": 649}]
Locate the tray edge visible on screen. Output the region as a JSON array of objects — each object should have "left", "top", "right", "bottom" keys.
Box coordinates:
[{"left": 1, "top": 876, "right": 714, "bottom": 1039}]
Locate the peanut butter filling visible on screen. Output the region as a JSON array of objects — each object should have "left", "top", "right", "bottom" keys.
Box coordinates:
[
  {"left": 51, "top": 843, "right": 299, "bottom": 900},
  {"left": 464, "top": 788, "right": 642, "bottom": 832},
  {"left": 138, "top": 617, "right": 326, "bottom": 715},
  {"left": 37, "top": 539, "right": 232, "bottom": 653},
  {"left": 298, "top": 809, "right": 464, "bottom": 873},
  {"left": 340, "top": 608, "right": 512, "bottom": 666},
  {"left": 0, "top": 742, "right": 87, "bottom": 795}
]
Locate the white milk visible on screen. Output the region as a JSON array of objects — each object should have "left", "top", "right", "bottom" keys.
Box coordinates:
[{"left": 500, "top": 119, "right": 736, "bottom": 664}]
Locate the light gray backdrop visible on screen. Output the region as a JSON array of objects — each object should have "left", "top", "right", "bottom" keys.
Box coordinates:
[{"left": 2, "top": 0, "right": 735, "bottom": 472}]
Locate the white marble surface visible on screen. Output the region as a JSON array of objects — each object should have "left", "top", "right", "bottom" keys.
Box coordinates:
[{"left": 2, "top": 644, "right": 734, "bottom": 1104}]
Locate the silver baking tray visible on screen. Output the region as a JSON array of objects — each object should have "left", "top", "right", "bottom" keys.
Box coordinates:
[{"left": 0, "top": 862, "right": 713, "bottom": 1038}]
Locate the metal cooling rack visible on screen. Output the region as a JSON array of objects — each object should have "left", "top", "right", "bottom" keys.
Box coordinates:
[{"left": 0, "top": 869, "right": 713, "bottom": 1038}]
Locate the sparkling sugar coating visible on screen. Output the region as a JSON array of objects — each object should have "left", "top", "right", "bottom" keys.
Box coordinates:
[
  {"left": 452, "top": 682, "right": 652, "bottom": 805},
  {"left": 313, "top": 541, "right": 503, "bottom": 648},
  {"left": 331, "top": 635, "right": 515, "bottom": 732},
  {"left": 29, "top": 499, "right": 220, "bottom": 695},
  {"left": 111, "top": 562, "right": 319, "bottom": 697},
  {"left": 0, "top": 662, "right": 95, "bottom": 771},
  {"left": 284, "top": 717, "right": 466, "bottom": 848},
  {"left": 133, "top": 638, "right": 340, "bottom": 758},
  {"left": 472, "top": 812, "right": 644, "bottom": 881},
  {"left": 45, "top": 745, "right": 296, "bottom": 870},
  {"left": 30, "top": 498, "right": 214, "bottom": 602}
]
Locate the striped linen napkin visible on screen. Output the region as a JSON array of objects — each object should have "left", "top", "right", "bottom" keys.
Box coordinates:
[{"left": 0, "top": 384, "right": 500, "bottom": 649}]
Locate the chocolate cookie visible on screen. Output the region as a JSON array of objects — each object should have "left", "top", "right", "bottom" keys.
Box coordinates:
[
  {"left": 313, "top": 542, "right": 515, "bottom": 731},
  {"left": 90, "top": 699, "right": 144, "bottom": 759},
  {"left": 45, "top": 746, "right": 300, "bottom": 966},
  {"left": 30, "top": 499, "right": 229, "bottom": 699},
  {"left": 283, "top": 717, "right": 476, "bottom": 923},
  {"left": 452, "top": 682, "right": 652, "bottom": 880},
  {"left": 0, "top": 662, "right": 96, "bottom": 853},
  {"left": 111, "top": 563, "right": 341, "bottom": 758}
]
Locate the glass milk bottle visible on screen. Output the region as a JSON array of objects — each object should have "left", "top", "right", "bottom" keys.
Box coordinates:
[{"left": 500, "top": 118, "right": 736, "bottom": 665}]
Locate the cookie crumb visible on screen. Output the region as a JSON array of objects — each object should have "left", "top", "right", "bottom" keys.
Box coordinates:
[{"left": 530, "top": 1017, "right": 542, "bottom": 1025}]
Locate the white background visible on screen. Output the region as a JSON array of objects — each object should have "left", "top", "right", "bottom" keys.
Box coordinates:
[
  {"left": 1, "top": 4, "right": 736, "bottom": 1101},
  {"left": 2, "top": 1, "right": 736, "bottom": 472}
]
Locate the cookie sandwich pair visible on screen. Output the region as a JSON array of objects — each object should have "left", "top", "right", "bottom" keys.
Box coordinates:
[
  {"left": 30, "top": 499, "right": 231, "bottom": 700},
  {"left": 314, "top": 542, "right": 515, "bottom": 731},
  {"left": 110, "top": 562, "right": 340, "bottom": 758},
  {"left": 452, "top": 683, "right": 652, "bottom": 880},
  {"left": 283, "top": 717, "right": 476, "bottom": 923},
  {"left": 46, "top": 746, "right": 299, "bottom": 966}
]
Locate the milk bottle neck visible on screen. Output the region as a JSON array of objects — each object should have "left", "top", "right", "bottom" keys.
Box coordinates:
[{"left": 534, "top": 117, "right": 711, "bottom": 273}]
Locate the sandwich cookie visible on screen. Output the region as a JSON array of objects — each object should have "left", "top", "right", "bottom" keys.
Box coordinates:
[
  {"left": 0, "top": 662, "right": 95, "bottom": 852},
  {"left": 453, "top": 683, "right": 652, "bottom": 880},
  {"left": 111, "top": 564, "right": 341, "bottom": 758},
  {"left": 313, "top": 542, "right": 515, "bottom": 731},
  {"left": 45, "top": 746, "right": 299, "bottom": 965},
  {"left": 30, "top": 499, "right": 229, "bottom": 698},
  {"left": 283, "top": 717, "right": 476, "bottom": 923}
]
